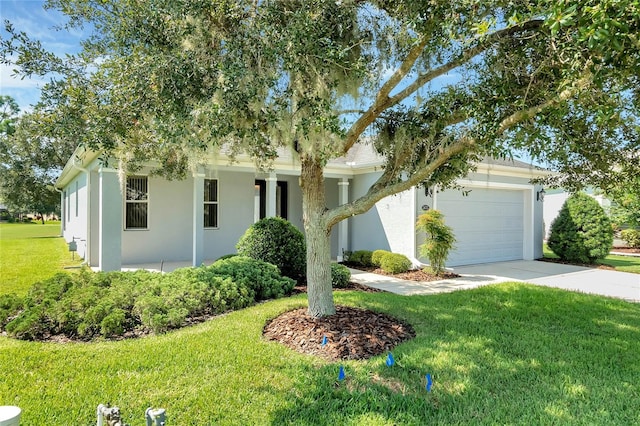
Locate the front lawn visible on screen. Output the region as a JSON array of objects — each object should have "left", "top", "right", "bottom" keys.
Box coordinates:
[
  {"left": 1, "top": 285, "right": 638, "bottom": 425},
  {"left": 0, "top": 222, "right": 82, "bottom": 296},
  {"left": 543, "top": 244, "right": 640, "bottom": 274}
]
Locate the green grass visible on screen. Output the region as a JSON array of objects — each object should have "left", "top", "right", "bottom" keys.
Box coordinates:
[
  {"left": 0, "top": 286, "right": 639, "bottom": 425},
  {"left": 543, "top": 244, "right": 640, "bottom": 274},
  {"left": 0, "top": 222, "right": 82, "bottom": 296}
]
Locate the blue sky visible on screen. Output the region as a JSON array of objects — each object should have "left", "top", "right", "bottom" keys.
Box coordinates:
[{"left": 0, "top": 0, "right": 89, "bottom": 111}]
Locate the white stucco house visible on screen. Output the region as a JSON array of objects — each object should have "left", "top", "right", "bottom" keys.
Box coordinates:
[{"left": 56, "top": 144, "right": 549, "bottom": 271}]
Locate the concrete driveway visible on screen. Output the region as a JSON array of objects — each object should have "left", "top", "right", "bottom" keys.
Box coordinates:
[
  {"left": 454, "top": 260, "right": 640, "bottom": 303},
  {"left": 350, "top": 260, "right": 640, "bottom": 303}
]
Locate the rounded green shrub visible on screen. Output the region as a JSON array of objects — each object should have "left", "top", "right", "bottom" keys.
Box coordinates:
[
  {"left": 380, "top": 253, "right": 412, "bottom": 274},
  {"left": 349, "top": 250, "right": 373, "bottom": 267},
  {"left": 236, "top": 217, "right": 306, "bottom": 280},
  {"left": 331, "top": 263, "right": 351, "bottom": 288},
  {"left": 620, "top": 229, "right": 640, "bottom": 248},
  {"left": 371, "top": 250, "right": 391, "bottom": 267},
  {"left": 548, "top": 192, "right": 614, "bottom": 263}
]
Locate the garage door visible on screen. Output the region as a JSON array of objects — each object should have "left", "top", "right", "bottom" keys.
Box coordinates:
[{"left": 435, "top": 188, "right": 524, "bottom": 266}]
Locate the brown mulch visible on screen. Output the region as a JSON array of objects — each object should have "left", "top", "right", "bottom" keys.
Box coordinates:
[
  {"left": 538, "top": 258, "right": 615, "bottom": 270},
  {"left": 350, "top": 265, "right": 460, "bottom": 282},
  {"left": 292, "top": 281, "right": 385, "bottom": 295},
  {"left": 611, "top": 247, "right": 640, "bottom": 254},
  {"left": 263, "top": 306, "right": 415, "bottom": 361}
]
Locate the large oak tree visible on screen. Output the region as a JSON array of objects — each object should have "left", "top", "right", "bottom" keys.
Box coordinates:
[{"left": 2, "top": 0, "right": 639, "bottom": 316}]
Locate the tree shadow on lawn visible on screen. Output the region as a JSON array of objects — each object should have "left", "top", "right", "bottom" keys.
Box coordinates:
[{"left": 270, "top": 284, "right": 640, "bottom": 425}]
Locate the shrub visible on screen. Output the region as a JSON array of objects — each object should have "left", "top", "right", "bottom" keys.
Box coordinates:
[
  {"left": 208, "top": 256, "right": 295, "bottom": 300},
  {"left": 331, "top": 263, "right": 351, "bottom": 288},
  {"left": 371, "top": 250, "right": 391, "bottom": 267},
  {"left": 620, "top": 229, "right": 640, "bottom": 248},
  {"left": 349, "top": 250, "right": 373, "bottom": 267},
  {"left": 0, "top": 294, "right": 22, "bottom": 327},
  {"left": 216, "top": 253, "right": 238, "bottom": 261},
  {"left": 236, "top": 217, "right": 306, "bottom": 280},
  {"left": 548, "top": 192, "right": 614, "bottom": 263},
  {"left": 1, "top": 261, "right": 294, "bottom": 340},
  {"left": 416, "top": 210, "right": 456, "bottom": 275},
  {"left": 380, "top": 253, "right": 412, "bottom": 274}
]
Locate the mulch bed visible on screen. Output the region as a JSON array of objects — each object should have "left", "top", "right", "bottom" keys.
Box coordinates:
[
  {"left": 348, "top": 265, "right": 460, "bottom": 282},
  {"left": 537, "top": 257, "right": 616, "bottom": 270},
  {"left": 263, "top": 306, "right": 415, "bottom": 361},
  {"left": 292, "top": 281, "right": 384, "bottom": 295},
  {"left": 611, "top": 247, "right": 640, "bottom": 254}
]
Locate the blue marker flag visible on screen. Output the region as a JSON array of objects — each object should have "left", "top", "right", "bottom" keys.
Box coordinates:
[
  {"left": 321, "top": 335, "right": 328, "bottom": 346},
  {"left": 425, "top": 373, "right": 433, "bottom": 392},
  {"left": 385, "top": 352, "right": 395, "bottom": 367},
  {"left": 338, "top": 366, "right": 346, "bottom": 381}
]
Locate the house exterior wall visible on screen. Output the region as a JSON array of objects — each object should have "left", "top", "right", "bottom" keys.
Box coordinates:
[
  {"left": 202, "top": 171, "right": 255, "bottom": 261},
  {"left": 89, "top": 170, "right": 100, "bottom": 267},
  {"left": 114, "top": 170, "right": 344, "bottom": 265},
  {"left": 62, "top": 171, "right": 88, "bottom": 259},
  {"left": 121, "top": 174, "right": 193, "bottom": 264},
  {"left": 350, "top": 170, "right": 544, "bottom": 267},
  {"left": 349, "top": 172, "right": 416, "bottom": 258}
]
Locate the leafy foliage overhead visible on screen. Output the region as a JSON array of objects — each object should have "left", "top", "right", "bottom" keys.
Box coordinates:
[{"left": 1, "top": 0, "right": 638, "bottom": 188}]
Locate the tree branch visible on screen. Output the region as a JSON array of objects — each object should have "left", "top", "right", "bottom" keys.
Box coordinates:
[
  {"left": 341, "top": 19, "right": 545, "bottom": 154},
  {"left": 324, "top": 136, "right": 473, "bottom": 228},
  {"left": 497, "top": 74, "right": 591, "bottom": 135}
]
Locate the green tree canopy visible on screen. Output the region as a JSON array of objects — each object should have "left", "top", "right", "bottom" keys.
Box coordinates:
[
  {"left": 2, "top": 0, "right": 639, "bottom": 316},
  {"left": 0, "top": 96, "right": 77, "bottom": 217}
]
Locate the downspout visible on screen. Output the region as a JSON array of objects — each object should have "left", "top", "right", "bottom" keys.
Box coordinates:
[{"left": 71, "top": 157, "right": 91, "bottom": 266}]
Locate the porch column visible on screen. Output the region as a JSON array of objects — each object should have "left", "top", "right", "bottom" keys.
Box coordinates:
[
  {"left": 265, "top": 172, "right": 277, "bottom": 217},
  {"left": 192, "top": 171, "right": 205, "bottom": 266},
  {"left": 337, "top": 178, "right": 349, "bottom": 261},
  {"left": 98, "top": 167, "right": 122, "bottom": 271}
]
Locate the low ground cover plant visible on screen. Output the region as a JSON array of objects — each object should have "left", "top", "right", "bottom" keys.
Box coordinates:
[{"left": 0, "top": 257, "right": 295, "bottom": 341}]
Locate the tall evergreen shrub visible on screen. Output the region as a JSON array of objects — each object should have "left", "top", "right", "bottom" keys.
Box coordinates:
[{"left": 548, "top": 192, "right": 613, "bottom": 263}]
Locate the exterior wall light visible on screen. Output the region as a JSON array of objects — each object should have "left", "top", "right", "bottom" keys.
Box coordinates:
[{"left": 537, "top": 188, "right": 546, "bottom": 201}]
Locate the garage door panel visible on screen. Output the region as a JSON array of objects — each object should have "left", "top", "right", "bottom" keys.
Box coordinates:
[{"left": 436, "top": 188, "right": 524, "bottom": 266}]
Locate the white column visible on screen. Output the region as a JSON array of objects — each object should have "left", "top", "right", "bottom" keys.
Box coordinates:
[
  {"left": 337, "top": 178, "right": 349, "bottom": 261},
  {"left": 98, "top": 167, "right": 122, "bottom": 271},
  {"left": 192, "top": 171, "right": 205, "bottom": 266},
  {"left": 265, "top": 172, "right": 277, "bottom": 217},
  {"left": 432, "top": 185, "right": 438, "bottom": 210}
]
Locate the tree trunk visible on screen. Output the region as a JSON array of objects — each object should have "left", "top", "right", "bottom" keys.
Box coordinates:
[{"left": 300, "top": 155, "right": 336, "bottom": 318}]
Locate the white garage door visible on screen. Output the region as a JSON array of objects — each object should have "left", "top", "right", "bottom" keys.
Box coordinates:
[{"left": 436, "top": 188, "right": 524, "bottom": 266}]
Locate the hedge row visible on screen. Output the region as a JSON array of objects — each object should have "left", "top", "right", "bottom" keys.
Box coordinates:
[
  {"left": 346, "top": 249, "right": 412, "bottom": 274},
  {"left": 0, "top": 256, "right": 294, "bottom": 341}
]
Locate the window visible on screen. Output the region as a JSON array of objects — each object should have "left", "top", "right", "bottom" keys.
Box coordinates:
[
  {"left": 254, "top": 180, "right": 288, "bottom": 221},
  {"left": 125, "top": 176, "right": 148, "bottom": 229},
  {"left": 204, "top": 179, "right": 218, "bottom": 228}
]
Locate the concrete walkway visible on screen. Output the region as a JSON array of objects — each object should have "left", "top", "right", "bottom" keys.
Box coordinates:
[{"left": 350, "top": 260, "right": 640, "bottom": 303}]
